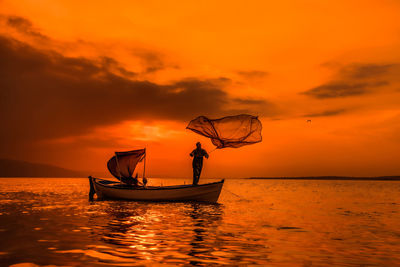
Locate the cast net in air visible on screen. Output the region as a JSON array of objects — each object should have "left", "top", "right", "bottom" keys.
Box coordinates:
[{"left": 186, "top": 114, "right": 262, "bottom": 149}]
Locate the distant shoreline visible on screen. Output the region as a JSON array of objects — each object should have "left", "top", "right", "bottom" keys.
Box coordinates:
[{"left": 247, "top": 176, "right": 400, "bottom": 181}]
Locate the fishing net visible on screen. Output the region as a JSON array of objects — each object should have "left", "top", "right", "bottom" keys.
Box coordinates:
[
  {"left": 107, "top": 149, "right": 146, "bottom": 180},
  {"left": 186, "top": 114, "right": 262, "bottom": 149}
]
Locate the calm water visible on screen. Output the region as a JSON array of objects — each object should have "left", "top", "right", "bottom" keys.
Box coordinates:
[{"left": 0, "top": 178, "right": 399, "bottom": 266}]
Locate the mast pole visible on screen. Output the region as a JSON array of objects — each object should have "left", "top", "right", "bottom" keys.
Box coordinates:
[
  {"left": 143, "top": 148, "right": 146, "bottom": 178},
  {"left": 115, "top": 153, "right": 122, "bottom": 180}
]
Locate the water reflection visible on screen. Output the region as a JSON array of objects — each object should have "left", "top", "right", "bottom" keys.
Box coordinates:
[
  {"left": 1, "top": 178, "right": 399, "bottom": 266},
  {"left": 187, "top": 203, "right": 222, "bottom": 265},
  {"left": 88, "top": 201, "right": 225, "bottom": 265},
  {"left": 105, "top": 204, "right": 141, "bottom": 241}
]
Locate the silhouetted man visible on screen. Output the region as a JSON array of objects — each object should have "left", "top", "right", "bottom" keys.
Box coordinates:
[
  {"left": 122, "top": 173, "right": 140, "bottom": 186},
  {"left": 190, "top": 142, "right": 209, "bottom": 185}
]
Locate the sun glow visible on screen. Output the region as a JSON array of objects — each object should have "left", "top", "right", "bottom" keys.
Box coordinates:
[{"left": 1, "top": 0, "right": 400, "bottom": 177}]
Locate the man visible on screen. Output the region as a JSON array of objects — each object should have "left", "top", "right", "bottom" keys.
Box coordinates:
[
  {"left": 189, "top": 142, "right": 209, "bottom": 185},
  {"left": 122, "top": 173, "right": 141, "bottom": 187}
]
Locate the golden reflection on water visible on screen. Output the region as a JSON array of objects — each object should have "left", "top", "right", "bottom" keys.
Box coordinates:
[
  {"left": 0, "top": 178, "right": 399, "bottom": 266},
  {"left": 89, "top": 201, "right": 230, "bottom": 265}
]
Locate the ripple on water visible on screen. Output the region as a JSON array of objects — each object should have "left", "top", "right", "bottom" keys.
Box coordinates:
[
  {"left": 0, "top": 178, "right": 399, "bottom": 266},
  {"left": 56, "top": 249, "right": 138, "bottom": 264},
  {"left": 276, "top": 226, "right": 303, "bottom": 230}
]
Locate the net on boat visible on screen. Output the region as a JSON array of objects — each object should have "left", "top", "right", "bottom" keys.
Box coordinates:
[
  {"left": 186, "top": 114, "right": 262, "bottom": 149},
  {"left": 107, "top": 149, "right": 146, "bottom": 181}
]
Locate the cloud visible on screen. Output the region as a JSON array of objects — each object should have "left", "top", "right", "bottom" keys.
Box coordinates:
[
  {"left": 302, "top": 63, "right": 397, "bottom": 99},
  {"left": 5, "top": 15, "right": 48, "bottom": 40},
  {"left": 132, "top": 49, "right": 173, "bottom": 73},
  {"left": 99, "top": 56, "right": 137, "bottom": 77},
  {"left": 237, "top": 70, "right": 268, "bottom": 79},
  {"left": 339, "top": 63, "right": 396, "bottom": 79},
  {"left": 233, "top": 98, "right": 267, "bottom": 105},
  {"left": 304, "top": 109, "right": 347, "bottom": 117},
  {"left": 1, "top": 15, "right": 177, "bottom": 75},
  {"left": 0, "top": 35, "right": 266, "bottom": 152},
  {"left": 225, "top": 98, "right": 275, "bottom": 118},
  {"left": 302, "top": 81, "right": 388, "bottom": 98}
]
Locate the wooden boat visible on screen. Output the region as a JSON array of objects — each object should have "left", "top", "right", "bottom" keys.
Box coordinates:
[
  {"left": 89, "top": 148, "right": 224, "bottom": 202},
  {"left": 89, "top": 176, "right": 224, "bottom": 203}
]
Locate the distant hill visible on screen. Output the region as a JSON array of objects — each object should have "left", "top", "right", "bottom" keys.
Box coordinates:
[{"left": 0, "top": 158, "right": 86, "bottom": 177}]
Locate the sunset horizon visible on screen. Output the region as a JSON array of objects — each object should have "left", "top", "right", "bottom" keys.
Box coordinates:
[
  {"left": 2, "top": 0, "right": 400, "bottom": 178},
  {"left": 1, "top": 1, "right": 400, "bottom": 266}
]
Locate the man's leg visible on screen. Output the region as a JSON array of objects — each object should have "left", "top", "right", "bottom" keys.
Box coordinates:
[
  {"left": 193, "top": 160, "right": 202, "bottom": 185},
  {"left": 192, "top": 161, "right": 198, "bottom": 184},
  {"left": 192, "top": 167, "right": 197, "bottom": 184},
  {"left": 194, "top": 168, "right": 200, "bottom": 185},
  {"left": 197, "top": 163, "right": 203, "bottom": 180},
  {"left": 195, "top": 162, "right": 203, "bottom": 185}
]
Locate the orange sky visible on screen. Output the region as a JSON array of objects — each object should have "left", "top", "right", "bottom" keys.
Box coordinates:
[{"left": 1, "top": 0, "right": 400, "bottom": 177}]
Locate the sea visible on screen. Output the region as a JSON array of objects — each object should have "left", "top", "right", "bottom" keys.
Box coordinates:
[{"left": 0, "top": 178, "right": 399, "bottom": 266}]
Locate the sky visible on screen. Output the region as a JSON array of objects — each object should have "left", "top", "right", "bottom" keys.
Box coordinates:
[{"left": 1, "top": 0, "right": 400, "bottom": 178}]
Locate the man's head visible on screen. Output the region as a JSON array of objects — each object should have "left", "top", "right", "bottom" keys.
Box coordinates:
[{"left": 196, "top": 142, "right": 201, "bottom": 148}]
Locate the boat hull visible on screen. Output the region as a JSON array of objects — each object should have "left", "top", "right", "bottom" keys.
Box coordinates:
[{"left": 89, "top": 177, "right": 224, "bottom": 203}]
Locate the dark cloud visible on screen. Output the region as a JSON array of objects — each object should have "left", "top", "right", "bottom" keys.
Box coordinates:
[
  {"left": 302, "top": 63, "right": 396, "bottom": 99},
  {"left": 5, "top": 15, "right": 48, "bottom": 40},
  {"left": 99, "top": 56, "right": 137, "bottom": 77},
  {"left": 339, "top": 63, "right": 396, "bottom": 79},
  {"left": 304, "top": 109, "right": 347, "bottom": 117},
  {"left": 131, "top": 46, "right": 181, "bottom": 74},
  {"left": 233, "top": 98, "right": 267, "bottom": 105},
  {"left": 1, "top": 15, "right": 176, "bottom": 75},
  {"left": 237, "top": 70, "right": 268, "bottom": 79},
  {"left": 0, "top": 35, "right": 266, "bottom": 153},
  {"left": 227, "top": 98, "right": 275, "bottom": 118},
  {"left": 302, "top": 81, "right": 388, "bottom": 98},
  {"left": 133, "top": 50, "right": 169, "bottom": 73}
]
